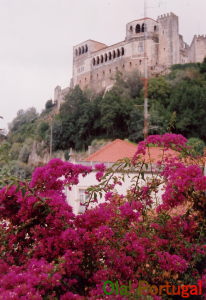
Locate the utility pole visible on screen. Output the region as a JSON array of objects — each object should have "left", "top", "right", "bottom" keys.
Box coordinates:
[{"left": 143, "top": 0, "right": 149, "bottom": 139}]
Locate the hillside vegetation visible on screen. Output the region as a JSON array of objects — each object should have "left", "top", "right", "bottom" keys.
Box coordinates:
[{"left": 0, "top": 58, "right": 206, "bottom": 177}]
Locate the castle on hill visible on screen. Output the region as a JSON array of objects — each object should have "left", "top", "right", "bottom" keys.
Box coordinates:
[{"left": 54, "top": 12, "right": 206, "bottom": 108}]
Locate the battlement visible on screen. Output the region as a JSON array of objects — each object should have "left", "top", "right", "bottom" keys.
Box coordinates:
[
  {"left": 195, "top": 34, "right": 206, "bottom": 39},
  {"left": 157, "top": 12, "right": 177, "bottom": 20}
]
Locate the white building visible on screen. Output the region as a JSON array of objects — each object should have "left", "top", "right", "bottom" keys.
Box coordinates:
[{"left": 65, "top": 139, "right": 176, "bottom": 214}]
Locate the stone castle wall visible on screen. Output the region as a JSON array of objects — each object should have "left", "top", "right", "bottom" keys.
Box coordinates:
[
  {"left": 189, "top": 35, "right": 206, "bottom": 63},
  {"left": 54, "top": 12, "right": 206, "bottom": 106}
]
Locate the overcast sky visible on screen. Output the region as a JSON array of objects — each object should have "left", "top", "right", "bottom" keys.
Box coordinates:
[{"left": 0, "top": 0, "right": 206, "bottom": 130}]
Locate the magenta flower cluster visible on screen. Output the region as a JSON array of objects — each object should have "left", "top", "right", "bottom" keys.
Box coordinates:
[
  {"left": 94, "top": 163, "right": 106, "bottom": 182},
  {"left": 133, "top": 133, "right": 188, "bottom": 161},
  {"left": 0, "top": 134, "right": 206, "bottom": 299}
]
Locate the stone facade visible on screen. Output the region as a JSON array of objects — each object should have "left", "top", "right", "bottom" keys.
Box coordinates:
[
  {"left": 53, "top": 85, "right": 70, "bottom": 112},
  {"left": 54, "top": 12, "right": 206, "bottom": 106},
  {"left": 189, "top": 35, "right": 206, "bottom": 63}
]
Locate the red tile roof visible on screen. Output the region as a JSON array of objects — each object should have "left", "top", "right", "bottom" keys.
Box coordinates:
[
  {"left": 84, "top": 139, "right": 178, "bottom": 163},
  {"left": 142, "top": 147, "right": 177, "bottom": 164},
  {"left": 84, "top": 139, "right": 137, "bottom": 163},
  {"left": 84, "top": 138, "right": 206, "bottom": 166}
]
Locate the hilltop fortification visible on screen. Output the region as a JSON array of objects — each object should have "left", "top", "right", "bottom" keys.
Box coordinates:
[{"left": 54, "top": 12, "right": 206, "bottom": 106}]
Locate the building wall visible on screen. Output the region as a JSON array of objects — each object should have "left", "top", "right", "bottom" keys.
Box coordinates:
[
  {"left": 72, "top": 17, "right": 161, "bottom": 93},
  {"left": 65, "top": 170, "right": 163, "bottom": 215},
  {"left": 179, "top": 35, "right": 190, "bottom": 64},
  {"left": 189, "top": 35, "right": 206, "bottom": 63}
]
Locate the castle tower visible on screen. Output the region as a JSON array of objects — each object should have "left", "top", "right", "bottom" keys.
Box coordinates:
[
  {"left": 157, "top": 13, "right": 180, "bottom": 66},
  {"left": 73, "top": 40, "right": 107, "bottom": 90},
  {"left": 53, "top": 85, "right": 70, "bottom": 112},
  {"left": 125, "top": 17, "right": 159, "bottom": 70},
  {"left": 189, "top": 35, "right": 206, "bottom": 63}
]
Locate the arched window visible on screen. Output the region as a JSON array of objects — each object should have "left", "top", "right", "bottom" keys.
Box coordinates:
[
  {"left": 108, "top": 52, "right": 112, "bottom": 60},
  {"left": 97, "top": 56, "right": 100, "bottom": 64},
  {"left": 105, "top": 53, "right": 108, "bottom": 62},
  {"left": 101, "top": 55, "right": 104, "bottom": 63},
  {"left": 135, "top": 24, "right": 141, "bottom": 33},
  {"left": 142, "top": 23, "right": 146, "bottom": 32},
  {"left": 117, "top": 49, "right": 120, "bottom": 57},
  {"left": 79, "top": 47, "right": 81, "bottom": 55},
  {"left": 75, "top": 49, "right": 78, "bottom": 56},
  {"left": 129, "top": 25, "right": 133, "bottom": 32},
  {"left": 85, "top": 44, "right": 88, "bottom": 52},
  {"left": 81, "top": 46, "right": 85, "bottom": 54},
  {"left": 154, "top": 25, "right": 157, "bottom": 32},
  {"left": 113, "top": 50, "right": 116, "bottom": 59},
  {"left": 93, "top": 58, "right": 96, "bottom": 66},
  {"left": 121, "top": 47, "right": 125, "bottom": 56}
]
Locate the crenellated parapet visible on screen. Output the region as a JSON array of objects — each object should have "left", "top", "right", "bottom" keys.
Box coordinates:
[
  {"left": 196, "top": 34, "right": 206, "bottom": 39},
  {"left": 157, "top": 12, "right": 177, "bottom": 20}
]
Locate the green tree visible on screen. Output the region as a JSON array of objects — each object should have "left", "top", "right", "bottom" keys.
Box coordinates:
[
  {"left": 148, "top": 76, "right": 171, "bottom": 103},
  {"left": 9, "top": 143, "right": 22, "bottom": 160},
  {"left": 100, "top": 89, "right": 133, "bottom": 138},
  {"left": 168, "top": 78, "right": 206, "bottom": 139},
  {"left": 127, "top": 106, "right": 144, "bottom": 141},
  {"left": 53, "top": 86, "right": 102, "bottom": 151},
  {"left": 200, "top": 57, "right": 206, "bottom": 74},
  {"left": 148, "top": 63, "right": 206, "bottom": 142},
  {"left": 0, "top": 142, "right": 10, "bottom": 164},
  {"left": 8, "top": 108, "right": 38, "bottom": 143},
  {"left": 37, "top": 122, "right": 50, "bottom": 140},
  {"left": 9, "top": 108, "right": 38, "bottom": 133},
  {"left": 45, "top": 99, "right": 54, "bottom": 110}
]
